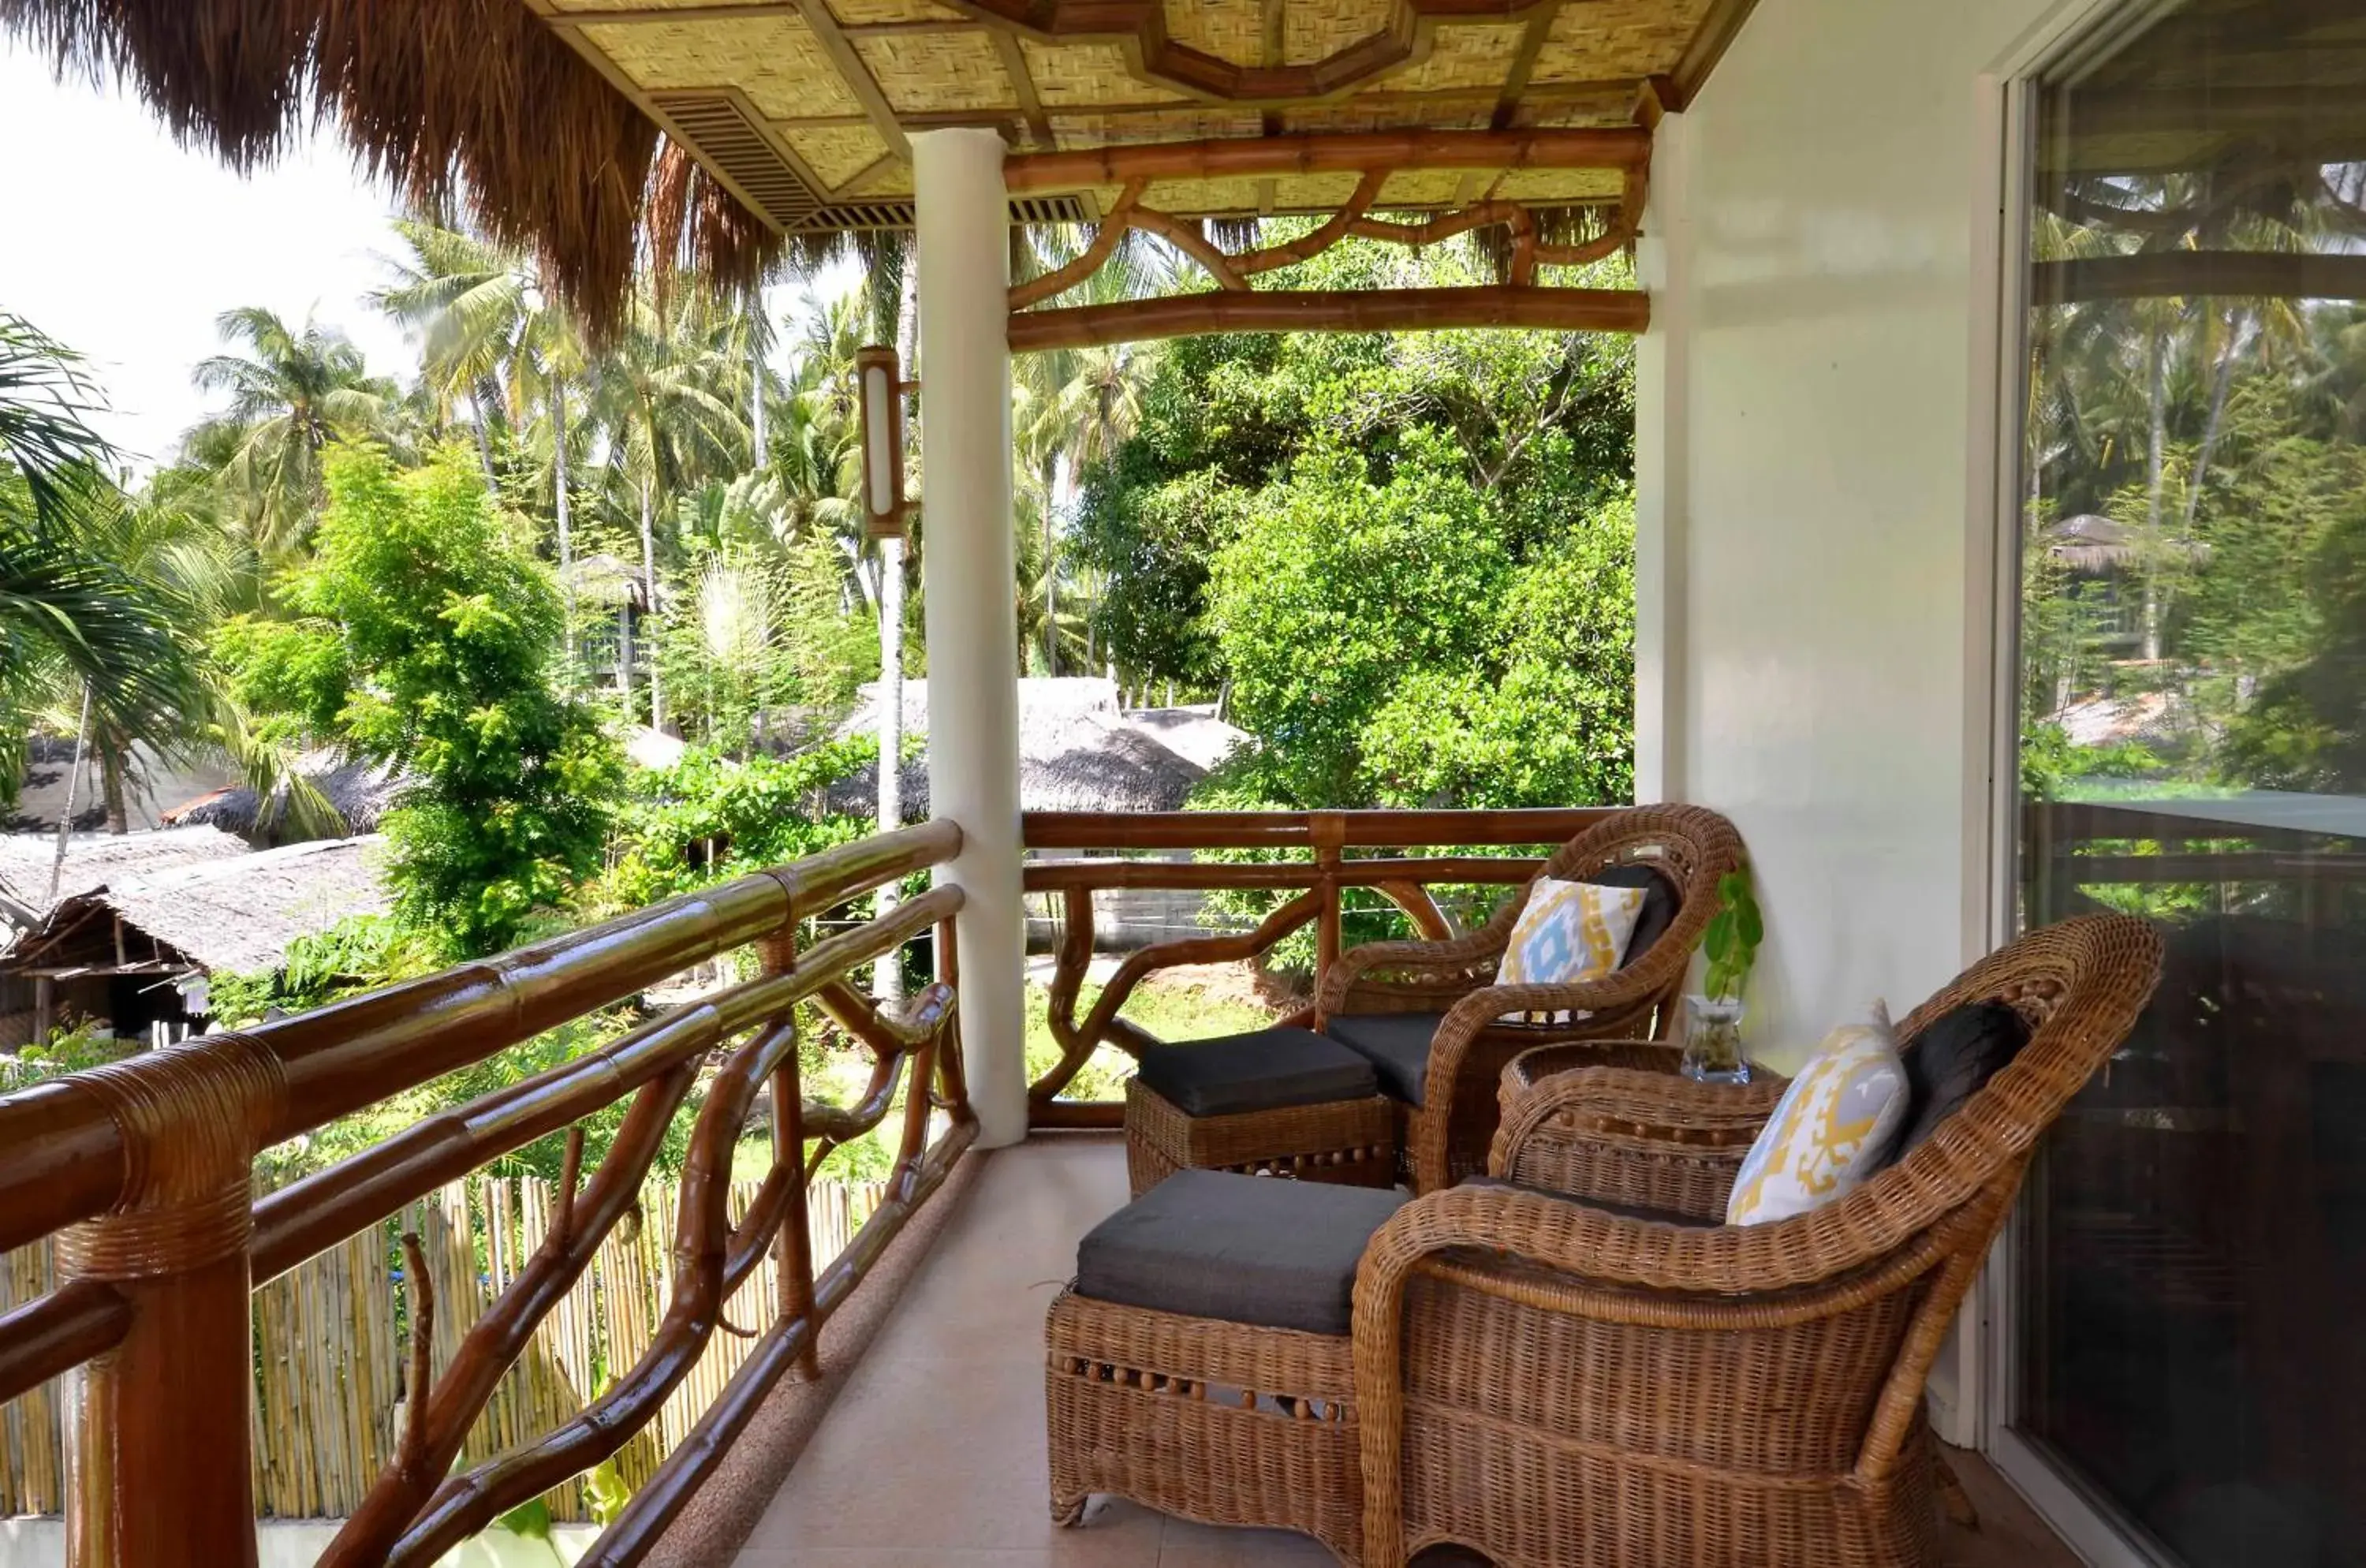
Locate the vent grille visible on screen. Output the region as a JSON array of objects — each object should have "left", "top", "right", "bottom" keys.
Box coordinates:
[
  {"left": 804, "top": 193, "right": 1092, "bottom": 233},
  {"left": 654, "top": 92, "right": 823, "bottom": 232}
]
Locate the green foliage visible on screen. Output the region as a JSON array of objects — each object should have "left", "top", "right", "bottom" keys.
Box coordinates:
[
  {"left": 0, "top": 1022, "right": 129, "bottom": 1092},
  {"left": 599, "top": 740, "right": 877, "bottom": 908},
  {"left": 1070, "top": 239, "right": 1638, "bottom": 806},
  {"left": 1210, "top": 430, "right": 1513, "bottom": 806},
  {"left": 1701, "top": 868, "right": 1763, "bottom": 1004},
  {"left": 206, "top": 914, "right": 442, "bottom": 1025},
  {"left": 218, "top": 444, "right": 622, "bottom": 954}
]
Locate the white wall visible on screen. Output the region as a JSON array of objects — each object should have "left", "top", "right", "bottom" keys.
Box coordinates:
[
  {"left": 1637, "top": 0, "right": 2109, "bottom": 1451},
  {"left": 1640, "top": 0, "right": 2084, "bottom": 1066}
]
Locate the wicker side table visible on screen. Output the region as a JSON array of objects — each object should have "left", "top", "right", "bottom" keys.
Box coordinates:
[{"left": 1123, "top": 1027, "right": 1398, "bottom": 1197}]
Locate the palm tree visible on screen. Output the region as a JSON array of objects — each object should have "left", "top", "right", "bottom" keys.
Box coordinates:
[
  {"left": 1013, "top": 229, "right": 1166, "bottom": 676},
  {"left": 584, "top": 287, "right": 751, "bottom": 731},
  {"left": 0, "top": 315, "right": 205, "bottom": 825},
  {"left": 188, "top": 307, "right": 394, "bottom": 560},
  {"left": 372, "top": 222, "right": 593, "bottom": 672}
]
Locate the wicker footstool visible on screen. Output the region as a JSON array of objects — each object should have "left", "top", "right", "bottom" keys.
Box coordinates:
[
  {"left": 1046, "top": 1171, "right": 1409, "bottom": 1562},
  {"left": 1125, "top": 1028, "right": 1398, "bottom": 1197}
]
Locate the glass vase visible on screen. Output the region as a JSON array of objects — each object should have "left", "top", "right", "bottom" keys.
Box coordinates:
[{"left": 1680, "top": 994, "right": 1752, "bottom": 1085}]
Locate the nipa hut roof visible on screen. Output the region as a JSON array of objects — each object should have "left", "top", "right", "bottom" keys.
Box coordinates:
[
  {"left": 827, "top": 677, "right": 1216, "bottom": 820},
  {"left": 162, "top": 751, "right": 409, "bottom": 843},
  {"left": 2, "top": 835, "right": 391, "bottom": 977},
  {"left": 0, "top": 826, "right": 250, "bottom": 924}
]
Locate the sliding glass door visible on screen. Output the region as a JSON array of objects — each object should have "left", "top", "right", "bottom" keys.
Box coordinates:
[{"left": 2010, "top": 2, "right": 2366, "bottom": 1564}]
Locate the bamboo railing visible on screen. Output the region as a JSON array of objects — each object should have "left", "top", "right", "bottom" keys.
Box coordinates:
[
  {"left": 0, "top": 820, "right": 971, "bottom": 1568},
  {"left": 1021, "top": 807, "right": 1611, "bottom": 1128}
]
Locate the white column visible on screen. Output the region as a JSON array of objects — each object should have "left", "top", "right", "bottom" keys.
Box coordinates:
[
  {"left": 1632, "top": 110, "right": 1692, "bottom": 807},
  {"left": 913, "top": 128, "right": 1027, "bottom": 1148}
]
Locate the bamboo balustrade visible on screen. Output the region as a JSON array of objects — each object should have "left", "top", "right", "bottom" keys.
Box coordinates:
[
  {"left": 0, "top": 820, "right": 971, "bottom": 1568},
  {"left": 1021, "top": 807, "right": 1611, "bottom": 1129}
]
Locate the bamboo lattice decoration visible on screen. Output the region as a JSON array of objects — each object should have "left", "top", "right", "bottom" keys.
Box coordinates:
[{"left": 1005, "top": 130, "right": 1652, "bottom": 350}]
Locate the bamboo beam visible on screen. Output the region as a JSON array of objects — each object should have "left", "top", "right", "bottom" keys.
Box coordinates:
[
  {"left": 1010, "top": 180, "right": 1146, "bottom": 308},
  {"left": 1127, "top": 207, "right": 1248, "bottom": 290},
  {"left": 1008, "top": 285, "right": 1648, "bottom": 352},
  {"left": 1003, "top": 128, "right": 1651, "bottom": 192}
]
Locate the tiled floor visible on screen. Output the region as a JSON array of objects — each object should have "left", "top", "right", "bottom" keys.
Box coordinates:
[{"left": 734, "top": 1139, "right": 2080, "bottom": 1568}]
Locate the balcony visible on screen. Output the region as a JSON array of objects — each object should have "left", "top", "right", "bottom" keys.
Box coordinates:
[{"left": 0, "top": 810, "right": 2089, "bottom": 1567}]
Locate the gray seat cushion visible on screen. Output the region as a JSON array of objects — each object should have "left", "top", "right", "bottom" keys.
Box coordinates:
[
  {"left": 1073, "top": 1169, "right": 1410, "bottom": 1335},
  {"left": 1134, "top": 1027, "right": 1380, "bottom": 1117},
  {"left": 1325, "top": 1013, "right": 1442, "bottom": 1105},
  {"left": 1895, "top": 1000, "right": 2032, "bottom": 1159}
]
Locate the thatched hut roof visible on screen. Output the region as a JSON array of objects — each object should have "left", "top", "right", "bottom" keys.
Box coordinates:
[
  {"left": 2047, "top": 513, "right": 2212, "bottom": 573},
  {"left": 827, "top": 677, "right": 1215, "bottom": 820},
  {"left": 162, "top": 751, "right": 409, "bottom": 844},
  {"left": 0, "top": 826, "right": 250, "bottom": 927},
  {"left": 0, "top": 835, "right": 390, "bottom": 977}
]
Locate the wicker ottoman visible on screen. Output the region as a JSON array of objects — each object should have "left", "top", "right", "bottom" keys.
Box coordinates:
[
  {"left": 1125, "top": 1028, "right": 1398, "bottom": 1197},
  {"left": 1046, "top": 1171, "right": 1409, "bottom": 1562}
]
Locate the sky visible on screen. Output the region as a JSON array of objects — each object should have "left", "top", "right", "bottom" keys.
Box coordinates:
[
  {"left": 0, "top": 41, "right": 859, "bottom": 475},
  {"left": 0, "top": 41, "right": 415, "bottom": 470}
]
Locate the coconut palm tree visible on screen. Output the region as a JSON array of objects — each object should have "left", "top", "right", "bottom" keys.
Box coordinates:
[
  {"left": 0, "top": 315, "right": 205, "bottom": 820},
  {"left": 188, "top": 307, "right": 394, "bottom": 561},
  {"left": 583, "top": 287, "right": 750, "bottom": 730}
]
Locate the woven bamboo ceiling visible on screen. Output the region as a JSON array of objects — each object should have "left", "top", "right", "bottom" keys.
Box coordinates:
[{"left": 527, "top": 0, "right": 1756, "bottom": 233}]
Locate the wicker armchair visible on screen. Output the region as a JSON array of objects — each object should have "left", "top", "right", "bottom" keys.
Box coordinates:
[
  {"left": 1316, "top": 803, "right": 1745, "bottom": 1192},
  {"left": 1347, "top": 913, "right": 2165, "bottom": 1568}
]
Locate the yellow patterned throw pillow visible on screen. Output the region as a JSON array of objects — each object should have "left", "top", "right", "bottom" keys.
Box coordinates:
[
  {"left": 1494, "top": 879, "right": 1648, "bottom": 1023},
  {"left": 1726, "top": 1005, "right": 1909, "bottom": 1226}
]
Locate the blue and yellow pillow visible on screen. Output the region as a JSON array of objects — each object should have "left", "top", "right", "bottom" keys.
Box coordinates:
[
  {"left": 1494, "top": 879, "right": 1648, "bottom": 1022},
  {"left": 1726, "top": 1006, "right": 1909, "bottom": 1225}
]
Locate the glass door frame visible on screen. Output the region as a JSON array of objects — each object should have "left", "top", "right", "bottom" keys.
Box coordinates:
[{"left": 1972, "top": 2, "right": 2194, "bottom": 1563}]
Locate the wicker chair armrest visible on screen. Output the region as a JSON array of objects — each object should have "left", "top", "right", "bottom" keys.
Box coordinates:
[
  {"left": 1317, "top": 928, "right": 1509, "bottom": 1017},
  {"left": 1419, "top": 971, "right": 1686, "bottom": 1110},
  {"left": 1354, "top": 1176, "right": 1905, "bottom": 1311},
  {"left": 1487, "top": 1064, "right": 1786, "bottom": 1215}
]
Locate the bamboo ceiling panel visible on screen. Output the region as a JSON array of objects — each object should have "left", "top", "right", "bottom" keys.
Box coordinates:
[
  {"left": 1531, "top": 0, "right": 1716, "bottom": 83},
  {"left": 1282, "top": 0, "right": 1398, "bottom": 68},
  {"left": 1020, "top": 41, "right": 1190, "bottom": 107},
  {"left": 1162, "top": 0, "right": 1270, "bottom": 68},
  {"left": 1287, "top": 95, "right": 1494, "bottom": 134},
  {"left": 826, "top": 0, "right": 966, "bottom": 21},
  {"left": 583, "top": 17, "right": 860, "bottom": 121},
  {"left": 1390, "top": 23, "right": 1530, "bottom": 93},
  {"left": 854, "top": 31, "right": 1020, "bottom": 114},
  {"left": 783, "top": 124, "right": 894, "bottom": 187}
]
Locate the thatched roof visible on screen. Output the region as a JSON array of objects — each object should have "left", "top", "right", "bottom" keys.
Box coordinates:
[
  {"left": 0, "top": 0, "right": 779, "bottom": 338},
  {"left": 162, "top": 751, "right": 409, "bottom": 843},
  {"left": 1126, "top": 706, "right": 1250, "bottom": 773},
  {"left": 0, "top": 826, "right": 250, "bottom": 926},
  {"left": 828, "top": 677, "right": 1215, "bottom": 819},
  {"left": 1, "top": 834, "right": 390, "bottom": 976},
  {"left": 2047, "top": 513, "right": 2212, "bottom": 573}
]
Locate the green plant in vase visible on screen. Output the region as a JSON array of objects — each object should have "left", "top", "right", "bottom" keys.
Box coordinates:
[{"left": 1685, "top": 867, "right": 1763, "bottom": 1084}]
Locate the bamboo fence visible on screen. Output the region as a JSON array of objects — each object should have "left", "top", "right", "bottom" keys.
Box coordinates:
[{"left": 0, "top": 1173, "right": 883, "bottom": 1522}]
